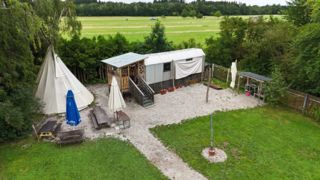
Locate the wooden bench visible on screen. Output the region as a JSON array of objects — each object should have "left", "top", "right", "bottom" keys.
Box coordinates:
[
  {"left": 56, "top": 129, "right": 84, "bottom": 146},
  {"left": 89, "top": 106, "right": 113, "bottom": 130}
]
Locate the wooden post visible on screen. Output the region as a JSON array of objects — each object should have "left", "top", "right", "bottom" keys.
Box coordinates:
[
  {"left": 226, "top": 68, "right": 230, "bottom": 83},
  {"left": 32, "top": 124, "right": 39, "bottom": 142},
  {"left": 303, "top": 94, "right": 309, "bottom": 113},
  {"left": 172, "top": 60, "right": 175, "bottom": 88},
  {"left": 237, "top": 75, "right": 241, "bottom": 93},
  {"left": 206, "top": 68, "right": 212, "bottom": 103},
  {"left": 211, "top": 64, "right": 215, "bottom": 78}
]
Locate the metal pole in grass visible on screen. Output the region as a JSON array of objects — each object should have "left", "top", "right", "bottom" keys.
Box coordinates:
[
  {"left": 210, "top": 113, "right": 214, "bottom": 148},
  {"left": 206, "top": 68, "right": 212, "bottom": 103},
  {"left": 208, "top": 113, "right": 215, "bottom": 156}
]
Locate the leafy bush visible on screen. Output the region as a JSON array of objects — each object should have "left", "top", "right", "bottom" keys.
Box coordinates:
[
  {"left": 213, "top": 10, "right": 222, "bottom": 17},
  {"left": 196, "top": 13, "right": 203, "bottom": 19},
  {"left": 311, "top": 106, "right": 320, "bottom": 122},
  {"left": 265, "top": 67, "right": 288, "bottom": 105}
]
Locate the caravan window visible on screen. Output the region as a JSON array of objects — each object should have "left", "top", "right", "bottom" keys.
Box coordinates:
[{"left": 163, "top": 62, "right": 171, "bottom": 72}]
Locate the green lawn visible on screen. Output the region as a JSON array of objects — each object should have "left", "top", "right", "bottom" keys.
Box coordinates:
[
  {"left": 0, "top": 138, "right": 166, "bottom": 180},
  {"left": 151, "top": 106, "right": 320, "bottom": 179}
]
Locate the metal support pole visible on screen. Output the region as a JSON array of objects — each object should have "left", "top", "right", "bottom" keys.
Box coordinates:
[
  {"left": 206, "top": 68, "right": 212, "bottom": 103},
  {"left": 210, "top": 113, "right": 214, "bottom": 148}
]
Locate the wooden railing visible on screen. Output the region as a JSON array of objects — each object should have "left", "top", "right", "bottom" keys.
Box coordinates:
[{"left": 129, "top": 77, "right": 144, "bottom": 105}]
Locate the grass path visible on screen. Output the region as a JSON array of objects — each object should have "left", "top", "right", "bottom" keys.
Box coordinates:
[
  {"left": 151, "top": 106, "right": 320, "bottom": 179},
  {"left": 0, "top": 138, "right": 167, "bottom": 180}
]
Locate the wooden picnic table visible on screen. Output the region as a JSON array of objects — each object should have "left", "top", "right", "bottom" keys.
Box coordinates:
[
  {"left": 90, "top": 106, "right": 113, "bottom": 129},
  {"left": 93, "top": 106, "right": 109, "bottom": 126}
]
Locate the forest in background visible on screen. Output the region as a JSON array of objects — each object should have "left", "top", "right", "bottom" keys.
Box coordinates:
[
  {"left": 0, "top": 0, "right": 319, "bottom": 141},
  {"left": 75, "top": 0, "right": 286, "bottom": 16}
]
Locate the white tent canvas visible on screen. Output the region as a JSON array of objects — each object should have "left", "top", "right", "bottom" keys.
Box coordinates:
[
  {"left": 35, "top": 46, "right": 94, "bottom": 114},
  {"left": 108, "top": 76, "right": 126, "bottom": 113}
]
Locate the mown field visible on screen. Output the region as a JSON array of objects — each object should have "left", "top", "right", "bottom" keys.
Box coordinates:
[
  {"left": 151, "top": 106, "right": 320, "bottom": 179},
  {"left": 0, "top": 138, "right": 166, "bottom": 180},
  {"left": 79, "top": 16, "right": 220, "bottom": 43},
  {"left": 79, "top": 16, "right": 260, "bottom": 44},
  {"left": 78, "top": 16, "right": 283, "bottom": 44}
]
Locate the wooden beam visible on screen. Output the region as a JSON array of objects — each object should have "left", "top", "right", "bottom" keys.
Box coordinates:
[{"left": 237, "top": 75, "right": 241, "bottom": 93}]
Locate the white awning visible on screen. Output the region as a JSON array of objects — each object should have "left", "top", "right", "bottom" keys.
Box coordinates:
[{"left": 174, "top": 57, "right": 203, "bottom": 79}]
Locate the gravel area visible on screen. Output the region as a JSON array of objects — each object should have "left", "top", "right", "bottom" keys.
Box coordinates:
[{"left": 61, "top": 83, "right": 261, "bottom": 180}]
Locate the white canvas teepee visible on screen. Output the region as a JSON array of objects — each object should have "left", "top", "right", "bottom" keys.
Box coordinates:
[{"left": 35, "top": 46, "right": 94, "bottom": 115}]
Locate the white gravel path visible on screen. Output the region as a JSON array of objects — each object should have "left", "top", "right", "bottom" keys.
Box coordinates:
[{"left": 61, "top": 83, "right": 261, "bottom": 180}]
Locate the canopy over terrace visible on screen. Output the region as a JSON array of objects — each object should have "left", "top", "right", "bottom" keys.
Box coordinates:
[
  {"left": 101, "top": 52, "right": 147, "bottom": 93},
  {"left": 238, "top": 71, "right": 272, "bottom": 101}
]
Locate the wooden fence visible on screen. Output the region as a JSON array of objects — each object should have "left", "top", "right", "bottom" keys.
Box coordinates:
[
  {"left": 284, "top": 90, "right": 320, "bottom": 119},
  {"left": 204, "top": 64, "right": 320, "bottom": 120}
]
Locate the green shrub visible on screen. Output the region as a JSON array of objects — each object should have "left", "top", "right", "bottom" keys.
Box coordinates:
[
  {"left": 311, "top": 106, "right": 320, "bottom": 122},
  {"left": 196, "top": 13, "right": 203, "bottom": 19},
  {"left": 213, "top": 10, "right": 222, "bottom": 17},
  {"left": 265, "top": 67, "right": 288, "bottom": 105}
]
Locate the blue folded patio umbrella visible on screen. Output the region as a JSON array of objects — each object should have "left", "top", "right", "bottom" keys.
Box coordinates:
[{"left": 66, "top": 90, "right": 81, "bottom": 126}]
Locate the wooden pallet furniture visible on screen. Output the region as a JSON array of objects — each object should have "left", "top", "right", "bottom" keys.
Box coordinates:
[
  {"left": 56, "top": 129, "right": 84, "bottom": 146},
  {"left": 35, "top": 118, "right": 61, "bottom": 140}
]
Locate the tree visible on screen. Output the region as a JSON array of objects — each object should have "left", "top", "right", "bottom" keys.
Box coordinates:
[
  {"left": 240, "top": 17, "right": 296, "bottom": 76},
  {"left": 0, "top": 0, "right": 42, "bottom": 142},
  {"left": 33, "top": 0, "right": 82, "bottom": 45},
  {"left": 290, "top": 23, "right": 320, "bottom": 96},
  {"left": 144, "top": 21, "right": 173, "bottom": 53},
  {"left": 189, "top": 9, "right": 197, "bottom": 17},
  {"left": 196, "top": 12, "right": 203, "bottom": 19},
  {"left": 285, "top": 0, "right": 312, "bottom": 26},
  {"left": 181, "top": 8, "right": 188, "bottom": 17},
  {"left": 265, "top": 67, "right": 288, "bottom": 105},
  {"left": 205, "top": 17, "right": 247, "bottom": 66},
  {"left": 213, "top": 10, "right": 222, "bottom": 17},
  {"left": 309, "top": 0, "right": 320, "bottom": 23}
]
